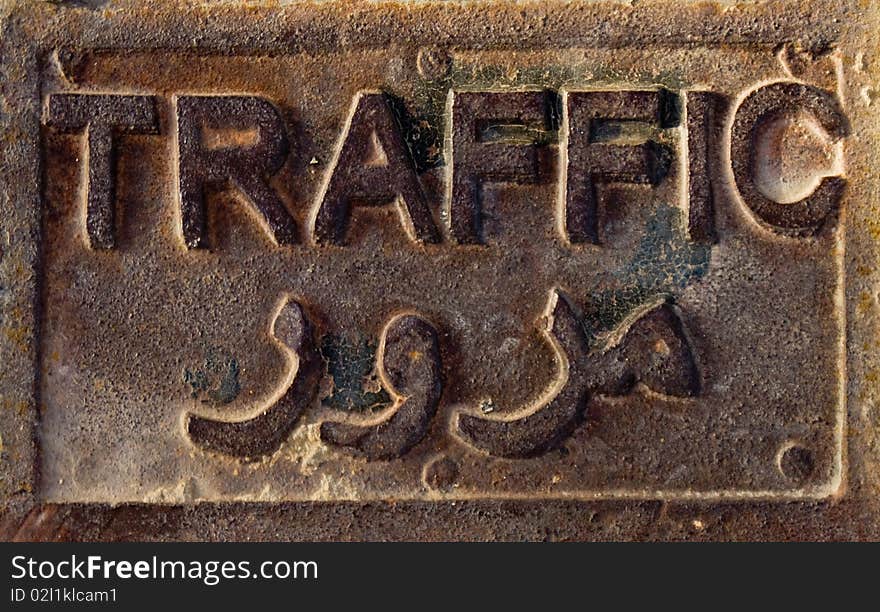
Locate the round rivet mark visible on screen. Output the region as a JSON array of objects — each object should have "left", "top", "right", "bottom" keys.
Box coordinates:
[
  {"left": 777, "top": 443, "right": 815, "bottom": 484},
  {"left": 422, "top": 456, "right": 458, "bottom": 492},
  {"left": 417, "top": 47, "right": 452, "bottom": 81}
]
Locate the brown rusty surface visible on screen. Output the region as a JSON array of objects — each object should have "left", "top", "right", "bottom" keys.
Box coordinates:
[{"left": 1, "top": 0, "right": 879, "bottom": 540}]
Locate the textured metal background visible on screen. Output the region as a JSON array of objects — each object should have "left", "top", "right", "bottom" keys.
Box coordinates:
[{"left": 1, "top": 0, "right": 879, "bottom": 540}]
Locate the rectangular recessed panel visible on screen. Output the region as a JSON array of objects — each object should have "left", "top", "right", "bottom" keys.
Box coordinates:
[{"left": 37, "top": 45, "right": 845, "bottom": 502}]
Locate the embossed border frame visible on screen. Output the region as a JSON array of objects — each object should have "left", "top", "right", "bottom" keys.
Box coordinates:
[{"left": 1, "top": 0, "right": 879, "bottom": 541}]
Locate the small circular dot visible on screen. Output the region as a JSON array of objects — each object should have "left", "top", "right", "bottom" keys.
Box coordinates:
[
  {"left": 417, "top": 48, "right": 452, "bottom": 81},
  {"left": 778, "top": 444, "right": 815, "bottom": 483},
  {"left": 422, "top": 456, "right": 458, "bottom": 492}
]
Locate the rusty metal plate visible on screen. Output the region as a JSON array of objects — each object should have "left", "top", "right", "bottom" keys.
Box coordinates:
[{"left": 2, "top": 0, "right": 880, "bottom": 539}]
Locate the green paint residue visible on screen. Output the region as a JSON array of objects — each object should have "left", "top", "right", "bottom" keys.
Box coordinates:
[
  {"left": 582, "top": 203, "right": 711, "bottom": 342},
  {"left": 184, "top": 349, "right": 241, "bottom": 405},
  {"left": 320, "top": 334, "right": 392, "bottom": 413}
]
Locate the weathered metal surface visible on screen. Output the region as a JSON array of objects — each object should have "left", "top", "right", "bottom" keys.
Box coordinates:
[{"left": 1, "top": 0, "right": 880, "bottom": 540}]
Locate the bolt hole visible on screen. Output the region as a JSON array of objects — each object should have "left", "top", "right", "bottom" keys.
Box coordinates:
[
  {"left": 422, "top": 456, "right": 458, "bottom": 492},
  {"left": 778, "top": 444, "right": 815, "bottom": 484}
]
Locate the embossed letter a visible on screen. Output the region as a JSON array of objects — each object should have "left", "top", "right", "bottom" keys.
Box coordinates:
[{"left": 312, "top": 92, "right": 440, "bottom": 245}]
